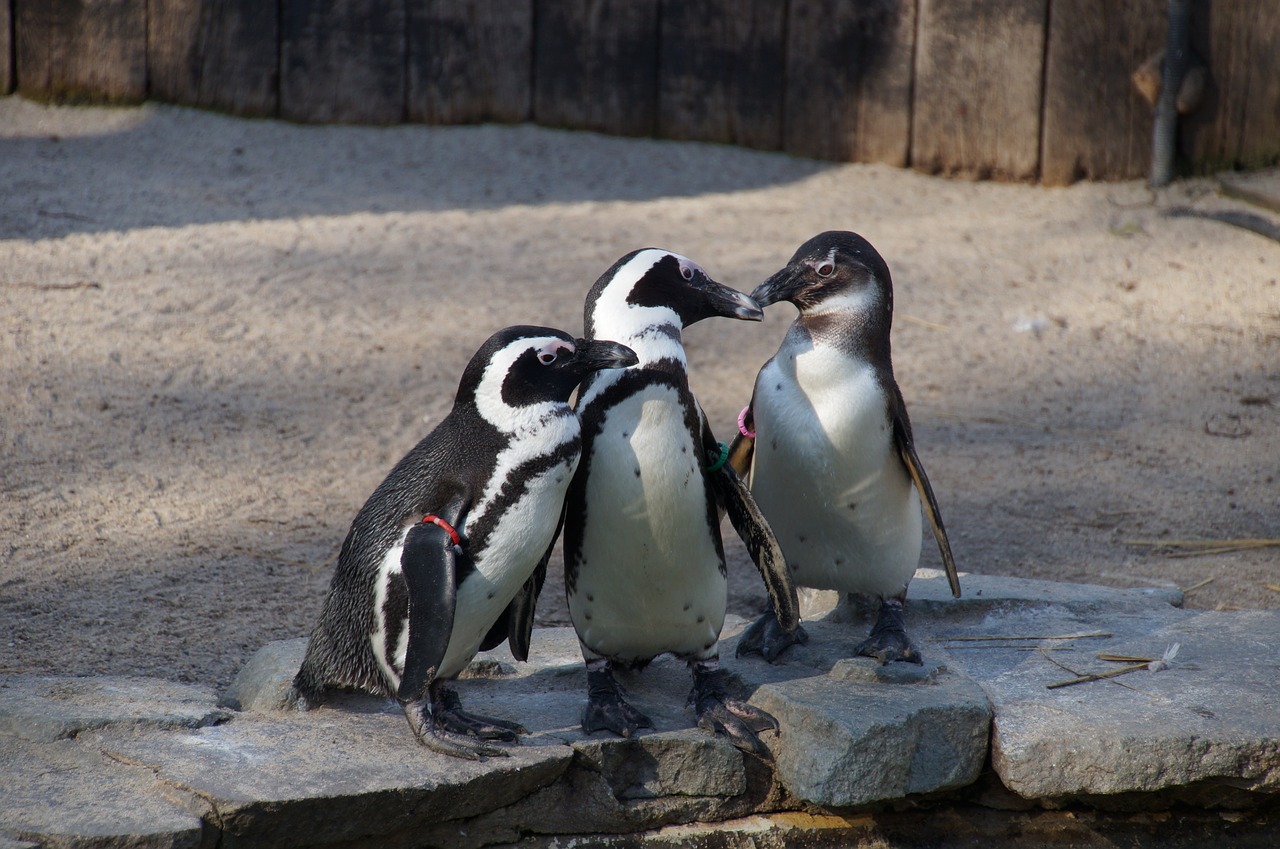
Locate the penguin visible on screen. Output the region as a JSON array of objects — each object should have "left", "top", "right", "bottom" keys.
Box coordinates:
[
  {"left": 564, "top": 249, "right": 799, "bottom": 757},
  {"left": 290, "top": 325, "right": 637, "bottom": 758},
  {"left": 731, "top": 231, "right": 960, "bottom": 665}
]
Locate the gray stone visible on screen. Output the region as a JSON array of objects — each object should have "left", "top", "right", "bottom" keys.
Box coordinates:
[
  {"left": 219, "top": 637, "right": 308, "bottom": 712},
  {"left": 935, "top": 603, "right": 1280, "bottom": 801},
  {"left": 737, "top": 620, "right": 990, "bottom": 807},
  {"left": 907, "top": 568, "right": 1184, "bottom": 611},
  {"left": 6, "top": 573, "right": 1278, "bottom": 849},
  {"left": 0, "top": 735, "right": 209, "bottom": 849},
  {"left": 93, "top": 699, "right": 574, "bottom": 848},
  {"left": 0, "top": 674, "right": 230, "bottom": 743}
]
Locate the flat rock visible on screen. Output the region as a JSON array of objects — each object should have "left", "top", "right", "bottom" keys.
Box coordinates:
[
  {"left": 95, "top": 699, "right": 574, "bottom": 848},
  {"left": 0, "top": 674, "right": 230, "bottom": 743},
  {"left": 933, "top": 602, "right": 1280, "bottom": 802},
  {"left": 0, "top": 735, "right": 209, "bottom": 849}
]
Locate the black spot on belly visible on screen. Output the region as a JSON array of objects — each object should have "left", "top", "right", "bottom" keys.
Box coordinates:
[
  {"left": 797, "top": 534, "right": 806, "bottom": 543},
  {"left": 848, "top": 502, "right": 858, "bottom": 511},
  {"left": 696, "top": 615, "right": 705, "bottom": 624},
  {"left": 587, "top": 593, "right": 594, "bottom": 602},
  {"left": 487, "top": 591, "right": 495, "bottom": 600},
  {"left": 703, "top": 641, "right": 713, "bottom": 650},
  {"left": 835, "top": 557, "right": 845, "bottom": 566},
  {"left": 791, "top": 562, "right": 800, "bottom": 572},
  {"left": 776, "top": 382, "right": 782, "bottom": 390},
  {"left": 771, "top": 439, "right": 778, "bottom": 450},
  {"left": 635, "top": 468, "right": 642, "bottom": 477},
  {"left": 683, "top": 602, "right": 691, "bottom": 611},
  {"left": 584, "top": 612, "right": 592, "bottom": 621}
]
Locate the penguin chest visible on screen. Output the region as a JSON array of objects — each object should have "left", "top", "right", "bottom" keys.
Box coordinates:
[
  {"left": 571, "top": 387, "right": 726, "bottom": 662},
  {"left": 373, "top": 443, "right": 579, "bottom": 686},
  {"left": 751, "top": 348, "right": 922, "bottom": 596}
]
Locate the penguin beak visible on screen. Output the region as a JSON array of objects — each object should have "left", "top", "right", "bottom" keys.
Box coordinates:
[
  {"left": 751, "top": 265, "right": 802, "bottom": 308},
  {"left": 702, "top": 282, "right": 764, "bottom": 322},
  {"left": 575, "top": 338, "right": 639, "bottom": 372}
]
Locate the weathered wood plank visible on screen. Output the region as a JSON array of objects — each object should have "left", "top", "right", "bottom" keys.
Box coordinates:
[
  {"left": 15, "top": 0, "right": 146, "bottom": 103},
  {"left": 784, "top": 0, "right": 915, "bottom": 165},
  {"left": 148, "top": 0, "right": 279, "bottom": 117},
  {"left": 657, "top": 0, "right": 785, "bottom": 150},
  {"left": 533, "top": 0, "right": 659, "bottom": 137},
  {"left": 1041, "top": 0, "right": 1165, "bottom": 185},
  {"left": 407, "top": 0, "right": 532, "bottom": 124},
  {"left": 1183, "top": 0, "right": 1280, "bottom": 171},
  {"left": 913, "top": 0, "right": 1047, "bottom": 180},
  {"left": 1, "top": 0, "right": 13, "bottom": 95},
  {"left": 280, "top": 0, "right": 405, "bottom": 124}
]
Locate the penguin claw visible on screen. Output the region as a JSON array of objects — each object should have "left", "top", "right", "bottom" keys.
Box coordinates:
[
  {"left": 735, "top": 613, "right": 808, "bottom": 663},
  {"left": 695, "top": 698, "right": 776, "bottom": 758},
  {"left": 581, "top": 693, "right": 654, "bottom": 738},
  {"left": 689, "top": 664, "right": 778, "bottom": 758},
  {"left": 401, "top": 691, "right": 522, "bottom": 759},
  {"left": 855, "top": 634, "right": 923, "bottom": 665},
  {"left": 855, "top": 598, "right": 923, "bottom": 665}
]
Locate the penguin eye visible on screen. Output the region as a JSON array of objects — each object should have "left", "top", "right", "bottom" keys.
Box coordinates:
[
  {"left": 538, "top": 351, "right": 557, "bottom": 365},
  {"left": 816, "top": 261, "right": 836, "bottom": 278},
  {"left": 679, "top": 265, "right": 694, "bottom": 281}
]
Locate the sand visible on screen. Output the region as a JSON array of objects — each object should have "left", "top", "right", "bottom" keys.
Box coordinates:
[{"left": 2, "top": 96, "right": 1277, "bottom": 691}]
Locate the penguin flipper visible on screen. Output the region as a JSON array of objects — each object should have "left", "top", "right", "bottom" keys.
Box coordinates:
[
  {"left": 478, "top": 545, "right": 550, "bottom": 660},
  {"left": 396, "top": 520, "right": 459, "bottom": 703},
  {"left": 710, "top": 461, "right": 799, "bottom": 634},
  {"left": 892, "top": 408, "right": 961, "bottom": 599}
]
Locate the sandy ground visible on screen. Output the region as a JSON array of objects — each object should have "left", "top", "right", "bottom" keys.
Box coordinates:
[{"left": 2, "top": 97, "right": 1277, "bottom": 691}]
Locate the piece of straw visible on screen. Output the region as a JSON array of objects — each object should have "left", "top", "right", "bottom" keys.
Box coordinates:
[
  {"left": 932, "top": 631, "right": 1112, "bottom": 643},
  {"left": 1125, "top": 538, "right": 1280, "bottom": 558}
]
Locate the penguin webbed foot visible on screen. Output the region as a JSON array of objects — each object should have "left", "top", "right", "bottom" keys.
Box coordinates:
[
  {"left": 402, "top": 684, "right": 525, "bottom": 759},
  {"left": 689, "top": 664, "right": 777, "bottom": 758},
  {"left": 735, "top": 607, "right": 809, "bottom": 663},
  {"left": 581, "top": 666, "right": 653, "bottom": 738},
  {"left": 855, "top": 597, "right": 923, "bottom": 665}
]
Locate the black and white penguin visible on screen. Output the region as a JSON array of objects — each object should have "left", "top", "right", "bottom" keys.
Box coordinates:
[
  {"left": 565, "top": 249, "right": 799, "bottom": 756},
  {"left": 731, "top": 231, "right": 960, "bottom": 665},
  {"left": 290, "top": 325, "right": 637, "bottom": 758}
]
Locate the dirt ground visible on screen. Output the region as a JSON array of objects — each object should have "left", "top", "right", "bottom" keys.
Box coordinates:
[{"left": 2, "top": 97, "right": 1277, "bottom": 692}]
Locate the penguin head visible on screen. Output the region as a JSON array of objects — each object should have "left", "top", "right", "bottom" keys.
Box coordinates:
[
  {"left": 584, "top": 249, "right": 762, "bottom": 344},
  {"left": 460, "top": 326, "right": 637, "bottom": 426},
  {"left": 753, "top": 231, "right": 894, "bottom": 321}
]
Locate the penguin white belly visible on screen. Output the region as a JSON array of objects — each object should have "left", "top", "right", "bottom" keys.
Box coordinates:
[
  {"left": 751, "top": 348, "right": 922, "bottom": 598},
  {"left": 571, "top": 387, "right": 726, "bottom": 662},
  {"left": 373, "top": 451, "right": 579, "bottom": 688}
]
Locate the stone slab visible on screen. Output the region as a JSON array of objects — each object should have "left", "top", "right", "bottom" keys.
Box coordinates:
[
  {"left": 932, "top": 603, "right": 1280, "bottom": 801},
  {"left": 798, "top": 569, "right": 1182, "bottom": 622},
  {"left": 0, "top": 674, "right": 230, "bottom": 742},
  {"left": 724, "top": 617, "right": 991, "bottom": 808},
  {"left": 0, "top": 735, "right": 210, "bottom": 849},
  {"left": 219, "top": 637, "right": 308, "bottom": 712},
  {"left": 95, "top": 701, "right": 574, "bottom": 848}
]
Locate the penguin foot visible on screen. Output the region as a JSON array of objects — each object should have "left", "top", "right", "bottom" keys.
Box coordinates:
[
  {"left": 581, "top": 666, "right": 653, "bottom": 738},
  {"left": 689, "top": 664, "right": 778, "bottom": 758},
  {"left": 735, "top": 611, "right": 809, "bottom": 662},
  {"left": 854, "top": 597, "right": 923, "bottom": 665},
  {"left": 401, "top": 686, "right": 525, "bottom": 759}
]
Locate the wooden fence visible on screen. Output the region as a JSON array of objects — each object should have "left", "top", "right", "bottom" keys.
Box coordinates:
[{"left": 3, "top": 0, "right": 1277, "bottom": 184}]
